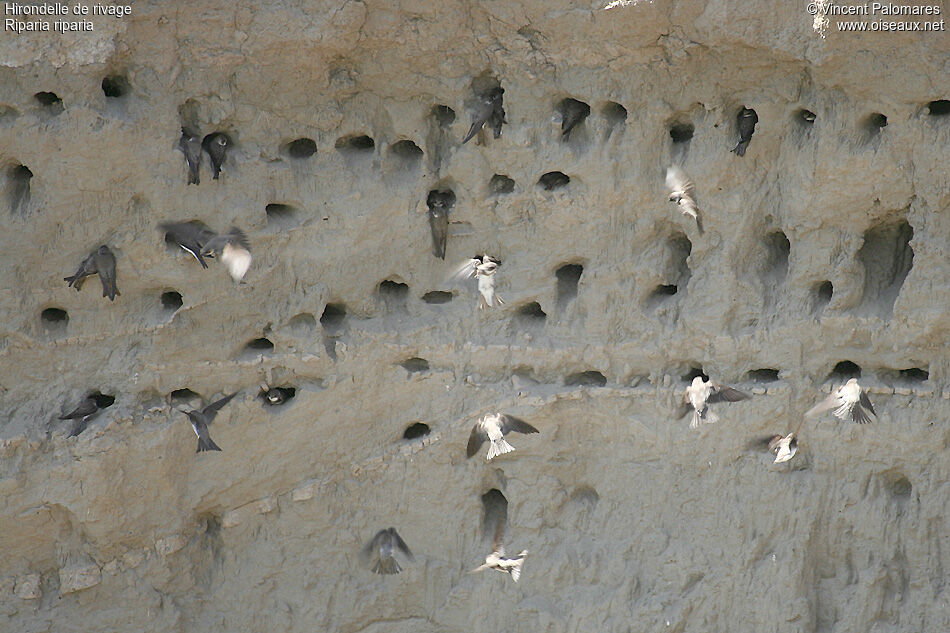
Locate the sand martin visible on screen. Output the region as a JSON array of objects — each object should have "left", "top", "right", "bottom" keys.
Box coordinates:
[
  {"left": 361, "top": 527, "right": 414, "bottom": 575},
  {"left": 200, "top": 226, "right": 252, "bottom": 282},
  {"left": 178, "top": 128, "right": 202, "bottom": 185},
  {"left": 466, "top": 412, "right": 539, "bottom": 460},
  {"left": 451, "top": 255, "right": 504, "bottom": 309},
  {"left": 64, "top": 245, "right": 119, "bottom": 301},
  {"left": 768, "top": 433, "right": 798, "bottom": 463},
  {"left": 179, "top": 392, "right": 237, "bottom": 453},
  {"left": 160, "top": 221, "right": 217, "bottom": 268},
  {"left": 559, "top": 98, "right": 590, "bottom": 140},
  {"left": 462, "top": 87, "right": 506, "bottom": 144},
  {"left": 259, "top": 384, "right": 294, "bottom": 406},
  {"left": 805, "top": 378, "right": 876, "bottom": 424},
  {"left": 665, "top": 166, "right": 703, "bottom": 234},
  {"left": 731, "top": 107, "right": 758, "bottom": 156},
  {"left": 59, "top": 393, "right": 112, "bottom": 437},
  {"left": 676, "top": 376, "right": 750, "bottom": 429},
  {"left": 426, "top": 190, "right": 455, "bottom": 259},
  {"left": 472, "top": 517, "right": 526, "bottom": 582}
]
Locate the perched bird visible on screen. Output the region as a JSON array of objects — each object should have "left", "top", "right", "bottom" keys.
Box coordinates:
[
  {"left": 63, "top": 245, "right": 119, "bottom": 301},
  {"left": 426, "top": 190, "right": 455, "bottom": 259},
  {"left": 59, "top": 394, "right": 112, "bottom": 437},
  {"left": 200, "top": 226, "right": 252, "bottom": 282},
  {"left": 676, "top": 376, "right": 750, "bottom": 429},
  {"left": 805, "top": 378, "right": 876, "bottom": 424},
  {"left": 451, "top": 255, "right": 504, "bottom": 309},
  {"left": 768, "top": 433, "right": 798, "bottom": 463},
  {"left": 560, "top": 98, "right": 590, "bottom": 140},
  {"left": 665, "top": 166, "right": 704, "bottom": 234},
  {"left": 462, "top": 87, "right": 506, "bottom": 144},
  {"left": 731, "top": 107, "right": 758, "bottom": 156},
  {"left": 202, "top": 132, "right": 231, "bottom": 180},
  {"left": 178, "top": 128, "right": 202, "bottom": 185},
  {"left": 179, "top": 392, "right": 238, "bottom": 453},
  {"left": 467, "top": 412, "right": 539, "bottom": 460},
  {"left": 259, "top": 384, "right": 294, "bottom": 406},
  {"left": 361, "top": 527, "right": 414, "bottom": 575},
  {"left": 801, "top": 110, "right": 816, "bottom": 123},
  {"left": 472, "top": 517, "right": 527, "bottom": 582},
  {"left": 160, "top": 220, "right": 217, "bottom": 268}
]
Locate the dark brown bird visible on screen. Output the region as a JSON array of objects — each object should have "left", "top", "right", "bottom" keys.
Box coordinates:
[
  {"left": 426, "top": 190, "right": 455, "bottom": 259},
  {"left": 178, "top": 128, "right": 202, "bottom": 185},
  {"left": 731, "top": 107, "right": 758, "bottom": 156},
  {"left": 63, "top": 245, "right": 119, "bottom": 301},
  {"left": 462, "top": 87, "right": 506, "bottom": 144},
  {"left": 59, "top": 393, "right": 113, "bottom": 437},
  {"left": 361, "top": 527, "right": 414, "bottom": 575},
  {"left": 179, "top": 392, "right": 238, "bottom": 453},
  {"left": 559, "top": 98, "right": 590, "bottom": 140},
  {"left": 202, "top": 132, "right": 231, "bottom": 180}
]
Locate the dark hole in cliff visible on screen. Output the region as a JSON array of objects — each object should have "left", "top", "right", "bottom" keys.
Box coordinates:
[
  {"left": 489, "top": 174, "right": 515, "bottom": 194},
  {"left": 378, "top": 280, "right": 409, "bottom": 299},
  {"left": 748, "top": 368, "right": 780, "bottom": 382},
  {"left": 259, "top": 386, "right": 296, "bottom": 406},
  {"left": 289, "top": 312, "right": 316, "bottom": 334},
  {"left": 883, "top": 472, "right": 912, "bottom": 499},
  {"left": 320, "top": 303, "right": 346, "bottom": 334},
  {"left": 763, "top": 231, "right": 791, "bottom": 283},
  {"left": 668, "top": 232, "right": 693, "bottom": 287},
  {"left": 284, "top": 138, "right": 317, "bottom": 159},
  {"left": 899, "top": 367, "right": 929, "bottom": 382},
  {"left": 927, "top": 100, "right": 950, "bottom": 116},
  {"left": 813, "top": 280, "right": 834, "bottom": 310},
  {"left": 555, "top": 264, "right": 583, "bottom": 305},
  {"left": 571, "top": 485, "right": 600, "bottom": 509},
  {"left": 669, "top": 123, "right": 694, "bottom": 144},
  {"left": 336, "top": 134, "right": 375, "bottom": 154},
  {"left": 603, "top": 102, "right": 627, "bottom": 128},
  {"left": 245, "top": 338, "right": 274, "bottom": 353},
  {"left": 682, "top": 367, "right": 709, "bottom": 382},
  {"left": 91, "top": 392, "right": 116, "bottom": 408},
  {"left": 8, "top": 164, "right": 32, "bottom": 213},
  {"left": 401, "top": 357, "right": 429, "bottom": 373},
  {"left": 431, "top": 104, "right": 456, "bottom": 127},
  {"left": 558, "top": 97, "right": 591, "bottom": 137},
  {"left": 830, "top": 361, "right": 861, "bottom": 380},
  {"left": 422, "top": 290, "right": 454, "bottom": 304},
  {"left": 403, "top": 422, "right": 430, "bottom": 440},
  {"left": 565, "top": 371, "right": 607, "bottom": 387},
  {"left": 517, "top": 301, "right": 546, "bottom": 323},
  {"left": 856, "top": 219, "right": 914, "bottom": 317},
  {"left": 170, "top": 388, "right": 200, "bottom": 404},
  {"left": 34, "top": 91, "right": 62, "bottom": 109},
  {"left": 41, "top": 307, "right": 68, "bottom": 325},
  {"left": 480, "top": 489, "right": 508, "bottom": 538},
  {"left": 651, "top": 284, "right": 678, "bottom": 299},
  {"left": 865, "top": 113, "right": 888, "bottom": 133},
  {"left": 538, "top": 171, "right": 569, "bottom": 191},
  {"left": 161, "top": 291, "right": 183, "bottom": 311},
  {"left": 796, "top": 109, "right": 816, "bottom": 125},
  {"left": 390, "top": 140, "right": 423, "bottom": 161},
  {"left": 265, "top": 203, "right": 298, "bottom": 229},
  {"left": 101, "top": 76, "right": 128, "bottom": 98}
]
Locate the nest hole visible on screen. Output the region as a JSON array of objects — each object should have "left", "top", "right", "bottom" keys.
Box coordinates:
[
  {"left": 814, "top": 280, "right": 834, "bottom": 305},
  {"left": 320, "top": 303, "right": 347, "bottom": 334},
  {"left": 882, "top": 472, "right": 912, "bottom": 499},
  {"left": 565, "top": 371, "right": 607, "bottom": 387},
  {"left": 283, "top": 138, "right": 317, "bottom": 159},
  {"left": 796, "top": 108, "right": 816, "bottom": 125},
  {"left": 865, "top": 113, "right": 888, "bottom": 133},
  {"left": 650, "top": 284, "right": 678, "bottom": 299},
  {"left": 517, "top": 301, "right": 547, "bottom": 322},
  {"left": 899, "top": 367, "right": 928, "bottom": 382},
  {"left": 830, "top": 361, "right": 861, "bottom": 380},
  {"left": 400, "top": 357, "right": 430, "bottom": 373},
  {"left": 34, "top": 91, "right": 62, "bottom": 108},
  {"left": 335, "top": 134, "right": 375, "bottom": 154},
  {"left": 41, "top": 307, "right": 68, "bottom": 325},
  {"left": 927, "top": 100, "right": 950, "bottom": 116},
  {"left": 431, "top": 105, "right": 456, "bottom": 127},
  {"left": 403, "top": 422, "right": 430, "bottom": 440},
  {"left": 480, "top": 489, "right": 508, "bottom": 537},
  {"left": 555, "top": 263, "right": 584, "bottom": 304},
  {"left": 748, "top": 368, "right": 780, "bottom": 382},
  {"left": 265, "top": 203, "right": 299, "bottom": 229},
  {"left": 169, "top": 388, "right": 200, "bottom": 404},
  {"left": 602, "top": 102, "right": 628, "bottom": 127},
  {"left": 538, "top": 171, "right": 569, "bottom": 191},
  {"left": 856, "top": 219, "right": 914, "bottom": 317},
  {"left": 390, "top": 140, "right": 423, "bottom": 161},
  {"left": 378, "top": 280, "right": 409, "bottom": 299},
  {"left": 8, "top": 164, "right": 32, "bottom": 213},
  {"left": 245, "top": 338, "right": 274, "bottom": 353},
  {"left": 422, "top": 291, "right": 453, "bottom": 304},
  {"left": 489, "top": 174, "right": 515, "bottom": 194},
  {"left": 669, "top": 123, "right": 694, "bottom": 144},
  {"left": 161, "top": 291, "right": 183, "bottom": 311},
  {"left": 91, "top": 392, "right": 116, "bottom": 408},
  {"left": 763, "top": 231, "right": 791, "bottom": 282},
  {"left": 260, "top": 386, "right": 296, "bottom": 406},
  {"left": 101, "top": 76, "right": 129, "bottom": 98},
  {"left": 682, "top": 367, "right": 709, "bottom": 382}
]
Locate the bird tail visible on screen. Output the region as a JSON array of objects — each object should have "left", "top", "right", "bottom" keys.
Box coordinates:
[
  {"left": 690, "top": 409, "right": 718, "bottom": 429},
  {"left": 509, "top": 553, "right": 527, "bottom": 582},
  {"left": 64, "top": 274, "right": 84, "bottom": 289},
  {"left": 487, "top": 438, "right": 515, "bottom": 460},
  {"left": 197, "top": 437, "right": 222, "bottom": 453},
  {"left": 372, "top": 556, "right": 401, "bottom": 575},
  {"left": 67, "top": 419, "right": 88, "bottom": 438},
  {"left": 461, "top": 122, "right": 480, "bottom": 144},
  {"left": 731, "top": 140, "right": 747, "bottom": 156}
]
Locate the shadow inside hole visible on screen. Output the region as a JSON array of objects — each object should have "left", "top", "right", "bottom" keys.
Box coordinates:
[
  {"left": 863, "top": 112, "right": 888, "bottom": 136},
  {"left": 41, "top": 307, "right": 68, "bottom": 327},
  {"left": 538, "top": 171, "right": 569, "bottom": 191},
  {"left": 161, "top": 291, "right": 183, "bottom": 311},
  {"left": 480, "top": 489, "right": 508, "bottom": 539},
  {"left": 422, "top": 291, "right": 454, "bottom": 304},
  {"left": 283, "top": 138, "right": 317, "bottom": 159},
  {"left": 489, "top": 174, "right": 515, "bottom": 194},
  {"left": 681, "top": 367, "right": 709, "bottom": 382},
  {"left": 881, "top": 471, "right": 912, "bottom": 500},
  {"left": 35, "top": 91, "right": 63, "bottom": 112},
  {"left": 431, "top": 105, "right": 456, "bottom": 127},
  {"left": 390, "top": 140, "right": 423, "bottom": 162},
  {"left": 812, "top": 280, "right": 833, "bottom": 311},
  {"left": 898, "top": 367, "right": 929, "bottom": 382},
  {"left": 763, "top": 231, "right": 790, "bottom": 283},
  {"left": 400, "top": 357, "right": 430, "bottom": 373},
  {"left": 669, "top": 123, "right": 694, "bottom": 144},
  {"left": 378, "top": 280, "right": 409, "bottom": 307},
  {"left": 926, "top": 100, "right": 950, "bottom": 116},
  {"left": 169, "top": 388, "right": 201, "bottom": 405},
  {"left": 855, "top": 219, "right": 913, "bottom": 317},
  {"left": 748, "top": 368, "right": 780, "bottom": 382},
  {"left": 602, "top": 102, "right": 627, "bottom": 135},
  {"left": 830, "top": 361, "right": 861, "bottom": 380},
  {"left": 564, "top": 371, "right": 606, "bottom": 387},
  {"left": 555, "top": 264, "right": 583, "bottom": 305},
  {"left": 517, "top": 301, "right": 546, "bottom": 324},
  {"left": 8, "top": 164, "right": 32, "bottom": 214},
  {"left": 101, "top": 76, "right": 129, "bottom": 98},
  {"left": 403, "top": 422, "right": 430, "bottom": 440},
  {"left": 557, "top": 97, "right": 591, "bottom": 139},
  {"left": 265, "top": 203, "right": 299, "bottom": 229},
  {"left": 335, "top": 134, "right": 375, "bottom": 155},
  {"left": 244, "top": 338, "right": 274, "bottom": 353},
  {"left": 320, "top": 303, "right": 347, "bottom": 334}
]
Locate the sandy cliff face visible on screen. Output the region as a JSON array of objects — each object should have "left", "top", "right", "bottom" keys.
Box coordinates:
[{"left": 0, "top": 1, "right": 948, "bottom": 631}]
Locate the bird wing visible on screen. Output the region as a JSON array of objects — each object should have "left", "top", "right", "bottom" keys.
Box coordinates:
[
  {"left": 60, "top": 397, "right": 98, "bottom": 419},
  {"left": 202, "top": 392, "right": 237, "bottom": 420},
  {"left": 160, "top": 221, "right": 215, "bottom": 245},
  {"left": 665, "top": 166, "right": 694, "bottom": 196},
  {"left": 805, "top": 392, "right": 838, "bottom": 418},
  {"left": 851, "top": 400, "right": 874, "bottom": 424},
  {"left": 221, "top": 242, "right": 252, "bottom": 282},
  {"left": 466, "top": 423, "right": 488, "bottom": 458},
  {"left": 389, "top": 528, "right": 414, "bottom": 560},
  {"left": 448, "top": 258, "right": 480, "bottom": 282},
  {"left": 500, "top": 415, "right": 539, "bottom": 436},
  {"left": 360, "top": 530, "right": 384, "bottom": 562},
  {"left": 859, "top": 390, "right": 876, "bottom": 417},
  {"left": 707, "top": 384, "right": 750, "bottom": 403}
]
